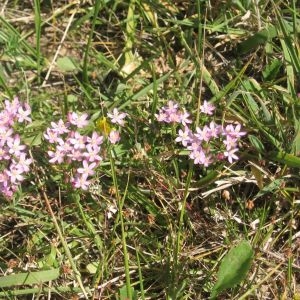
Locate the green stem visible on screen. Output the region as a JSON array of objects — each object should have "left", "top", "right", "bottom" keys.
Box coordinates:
[
  {"left": 110, "top": 151, "right": 132, "bottom": 299},
  {"left": 171, "top": 162, "right": 194, "bottom": 297},
  {"left": 33, "top": 0, "right": 42, "bottom": 84},
  {"left": 82, "top": 0, "right": 102, "bottom": 85},
  {"left": 38, "top": 185, "right": 89, "bottom": 299}
]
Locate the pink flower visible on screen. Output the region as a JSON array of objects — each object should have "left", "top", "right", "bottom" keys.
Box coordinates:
[
  {"left": 69, "top": 132, "right": 87, "bottom": 150},
  {"left": 72, "top": 174, "right": 91, "bottom": 190},
  {"left": 107, "top": 108, "right": 127, "bottom": 126},
  {"left": 155, "top": 111, "right": 168, "bottom": 122},
  {"left": 223, "top": 135, "right": 237, "bottom": 150},
  {"left": 50, "top": 119, "right": 69, "bottom": 134},
  {"left": 175, "top": 127, "right": 191, "bottom": 147},
  {"left": 44, "top": 128, "right": 62, "bottom": 144},
  {"left": 83, "top": 144, "right": 102, "bottom": 162},
  {"left": 67, "top": 148, "right": 84, "bottom": 161},
  {"left": 195, "top": 126, "right": 211, "bottom": 142},
  {"left": 200, "top": 100, "right": 215, "bottom": 115},
  {"left": 7, "top": 135, "right": 26, "bottom": 156},
  {"left": 0, "top": 147, "right": 10, "bottom": 160},
  {"left": 0, "top": 127, "right": 14, "bottom": 145},
  {"left": 87, "top": 132, "right": 103, "bottom": 147},
  {"left": 68, "top": 112, "right": 89, "bottom": 128},
  {"left": 6, "top": 164, "right": 24, "bottom": 183},
  {"left": 77, "top": 160, "right": 97, "bottom": 177},
  {"left": 4, "top": 97, "right": 20, "bottom": 116},
  {"left": 224, "top": 148, "right": 239, "bottom": 163},
  {"left": 108, "top": 130, "right": 120, "bottom": 144},
  {"left": 13, "top": 153, "right": 32, "bottom": 172},
  {"left": 190, "top": 149, "right": 212, "bottom": 166},
  {"left": 179, "top": 110, "right": 192, "bottom": 126},
  {"left": 17, "top": 104, "right": 32, "bottom": 123},
  {"left": 163, "top": 101, "right": 179, "bottom": 114},
  {"left": 223, "top": 123, "right": 246, "bottom": 139},
  {"left": 48, "top": 150, "right": 65, "bottom": 164},
  {"left": 207, "top": 121, "right": 221, "bottom": 139}
]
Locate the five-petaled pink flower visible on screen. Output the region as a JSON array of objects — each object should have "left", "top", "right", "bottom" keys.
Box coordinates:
[{"left": 107, "top": 108, "right": 127, "bottom": 126}]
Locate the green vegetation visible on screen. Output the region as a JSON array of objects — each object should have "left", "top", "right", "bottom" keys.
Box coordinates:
[{"left": 0, "top": 0, "right": 299, "bottom": 299}]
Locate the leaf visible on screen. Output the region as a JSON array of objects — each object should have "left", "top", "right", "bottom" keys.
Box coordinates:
[
  {"left": 237, "top": 25, "right": 277, "bottom": 54},
  {"left": 250, "top": 164, "right": 264, "bottom": 189},
  {"left": 268, "top": 151, "right": 300, "bottom": 168},
  {"left": 254, "top": 178, "right": 284, "bottom": 200},
  {"left": 118, "top": 285, "right": 137, "bottom": 300},
  {"left": 210, "top": 240, "right": 254, "bottom": 299},
  {"left": 248, "top": 135, "right": 265, "bottom": 153},
  {"left": 262, "top": 59, "right": 282, "bottom": 81},
  {"left": 56, "top": 56, "right": 79, "bottom": 72},
  {"left": 0, "top": 269, "right": 60, "bottom": 287}
]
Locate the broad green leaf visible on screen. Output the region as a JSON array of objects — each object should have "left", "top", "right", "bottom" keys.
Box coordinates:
[
  {"left": 0, "top": 268, "right": 60, "bottom": 287},
  {"left": 56, "top": 56, "right": 79, "bottom": 72},
  {"left": 210, "top": 240, "right": 254, "bottom": 299}
]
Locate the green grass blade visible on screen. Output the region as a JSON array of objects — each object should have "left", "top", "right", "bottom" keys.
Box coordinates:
[{"left": 0, "top": 269, "right": 60, "bottom": 287}]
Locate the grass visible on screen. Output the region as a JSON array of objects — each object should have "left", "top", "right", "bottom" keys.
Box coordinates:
[{"left": 0, "top": 0, "right": 299, "bottom": 299}]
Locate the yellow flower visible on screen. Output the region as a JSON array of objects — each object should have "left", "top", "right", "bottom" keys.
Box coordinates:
[{"left": 95, "top": 117, "right": 111, "bottom": 136}]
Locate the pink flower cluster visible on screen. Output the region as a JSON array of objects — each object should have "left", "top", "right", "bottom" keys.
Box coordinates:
[
  {"left": 156, "top": 100, "right": 246, "bottom": 166},
  {"left": 0, "top": 97, "right": 32, "bottom": 198},
  {"left": 44, "top": 109, "right": 127, "bottom": 191},
  {"left": 44, "top": 112, "right": 104, "bottom": 190}
]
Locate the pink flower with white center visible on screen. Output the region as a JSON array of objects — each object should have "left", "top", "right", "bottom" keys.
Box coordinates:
[
  {"left": 48, "top": 150, "right": 65, "bottom": 164},
  {"left": 0, "top": 111, "right": 14, "bottom": 127},
  {"left": 175, "top": 127, "right": 191, "bottom": 147},
  {"left": 6, "top": 164, "right": 24, "bottom": 183},
  {"left": 167, "top": 111, "right": 181, "bottom": 123},
  {"left": 223, "top": 135, "right": 238, "bottom": 150},
  {"left": 67, "top": 112, "right": 89, "bottom": 128},
  {"left": 17, "top": 104, "right": 32, "bottom": 123},
  {"left": 7, "top": 135, "right": 26, "bottom": 156},
  {"left": 195, "top": 126, "right": 211, "bottom": 142},
  {"left": 107, "top": 108, "right": 127, "bottom": 126},
  {"left": 187, "top": 134, "right": 202, "bottom": 152},
  {"left": 1, "top": 185, "right": 14, "bottom": 198},
  {"left": 50, "top": 119, "right": 69, "bottom": 134},
  {"left": 163, "top": 101, "right": 179, "bottom": 114},
  {"left": 108, "top": 130, "right": 120, "bottom": 144},
  {"left": 155, "top": 111, "right": 168, "bottom": 122},
  {"left": 87, "top": 132, "right": 103, "bottom": 147},
  {"left": 207, "top": 121, "right": 221, "bottom": 139},
  {"left": 72, "top": 174, "right": 91, "bottom": 190},
  {"left": 69, "top": 132, "right": 87, "bottom": 150},
  {"left": 179, "top": 110, "right": 192, "bottom": 127},
  {"left": 67, "top": 148, "right": 84, "bottom": 161},
  {"left": 0, "top": 127, "right": 13, "bottom": 145},
  {"left": 44, "top": 128, "right": 62, "bottom": 144},
  {"left": 190, "top": 149, "right": 211, "bottom": 166},
  {"left": 14, "top": 153, "right": 32, "bottom": 172},
  {"left": 4, "top": 97, "right": 20, "bottom": 116},
  {"left": 200, "top": 100, "right": 215, "bottom": 115},
  {"left": 224, "top": 123, "right": 246, "bottom": 139},
  {"left": 84, "top": 144, "right": 102, "bottom": 162},
  {"left": 57, "top": 140, "right": 73, "bottom": 154},
  {"left": 0, "top": 147, "right": 10, "bottom": 160},
  {"left": 224, "top": 148, "right": 239, "bottom": 163},
  {"left": 77, "top": 160, "right": 97, "bottom": 177},
  {"left": 0, "top": 172, "right": 9, "bottom": 184}
]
